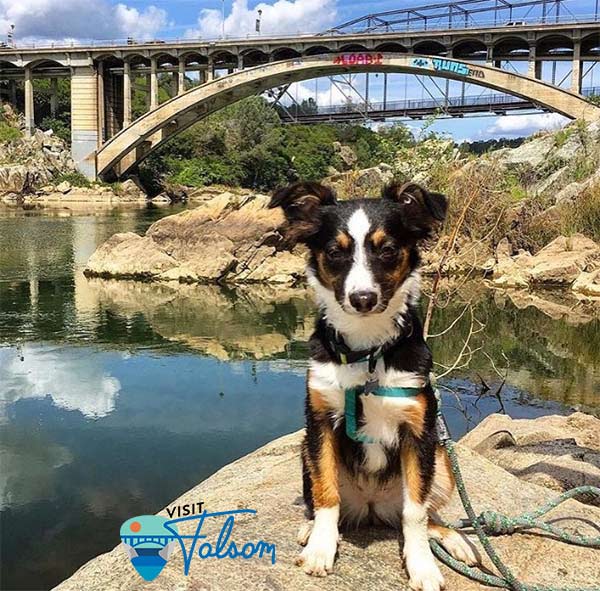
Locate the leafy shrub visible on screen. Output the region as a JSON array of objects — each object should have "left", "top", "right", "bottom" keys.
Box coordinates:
[
  {"left": 0, "top": 121, "right": 21, "bottom": 142},
  {"left": 40, "top": 117, "right": 70, "bottom": 144},
  {"left": 558, "top": 185, "right": 600, "bottom": 242},
  {"left": 53, "top": 171, "right": 92, "bottom": 188}
]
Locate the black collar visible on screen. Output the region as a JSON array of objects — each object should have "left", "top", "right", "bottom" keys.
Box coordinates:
[{"left": 324, "top": 315, "right": 413, "bottom": 368}]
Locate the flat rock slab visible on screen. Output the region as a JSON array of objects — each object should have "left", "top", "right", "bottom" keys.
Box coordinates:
[{"left": 54, "top": 430, "right": 600, "bottom": 591}]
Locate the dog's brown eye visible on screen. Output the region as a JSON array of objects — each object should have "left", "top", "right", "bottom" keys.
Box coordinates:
[
  {"left": 326, "top": 247, "right": 345, "bottom": 261},
  {"left": 402, "top": 195, "right": 413, "bottom": 205},
  {"left": 379, "top": 246, "right": 398, "bottom": 261}
]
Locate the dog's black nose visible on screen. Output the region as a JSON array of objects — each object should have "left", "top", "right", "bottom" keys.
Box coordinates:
[{"left": 349, "top": 291, "right": 378, "bottom": 313}]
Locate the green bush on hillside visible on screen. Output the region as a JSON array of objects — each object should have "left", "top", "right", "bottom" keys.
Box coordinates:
[
  {"left": 138, "top": 96, "right": 415, "bottom": 194},
  {"left": 0, "top": 121, "right": 21, "bottom": 142}
]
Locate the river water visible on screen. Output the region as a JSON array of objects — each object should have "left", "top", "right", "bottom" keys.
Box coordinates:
[{"left": 1, "top": 205, "right": 598, "bottom": 590}]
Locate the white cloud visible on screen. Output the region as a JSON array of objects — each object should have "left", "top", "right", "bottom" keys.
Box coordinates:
[
  {"left": 281, "top": 79, "right": 350, "bottom": 106},
  {"left": 0, "top": 0, "right": 167, "bottom": 43},
  {"left": 187, "top": 0, "right": 336, "bottom": 39},
  {"left": 0, "top": 345, "right": 120, "bottom": 421},
  {"left": 485, "top": 112, "right": 569, "bottom": 137}
]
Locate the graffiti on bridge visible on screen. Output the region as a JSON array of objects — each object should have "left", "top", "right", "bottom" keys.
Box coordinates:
[{"left": 410, "top": 57, "right": 485, "bottom": 79}]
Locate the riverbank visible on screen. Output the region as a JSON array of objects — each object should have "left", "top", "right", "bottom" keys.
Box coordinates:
[{"left": 53, "top": 413, "right": 600, "bottom": 591}]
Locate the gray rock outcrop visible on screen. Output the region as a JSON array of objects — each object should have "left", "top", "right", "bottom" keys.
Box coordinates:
[
  {"left": 492, "top": 234, "right": 600, "bottom": 295},
  {"left": 53, "top": 416, "right": 600, "bottom": 591},
  {"left": 84, "top": 192, "right": 306, "bottom": 284}
]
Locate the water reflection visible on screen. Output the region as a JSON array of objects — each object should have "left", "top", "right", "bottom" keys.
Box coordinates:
[
  {"left": 0, "top": 345, "right": 121, "bottom": 421},
  {"left": 0, "top": 207, "right": 599, "bottom": 590}
]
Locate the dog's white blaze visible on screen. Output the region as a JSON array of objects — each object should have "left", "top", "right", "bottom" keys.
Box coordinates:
[
  {"left": 307, "top": 268, "right": 422, "bottom": 351},
  {"left": 343, "top": 208, "right": 379, "bottom": 306}
]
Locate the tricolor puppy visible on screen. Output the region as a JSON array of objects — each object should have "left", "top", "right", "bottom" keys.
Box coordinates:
[{"left": 269, "top": 181, "right": 479, "bottom": 591}]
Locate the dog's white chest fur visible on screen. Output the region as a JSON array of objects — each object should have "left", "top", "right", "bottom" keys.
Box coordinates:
[{"left": 308, "top": 360, "right": 426, "bottom": 472}]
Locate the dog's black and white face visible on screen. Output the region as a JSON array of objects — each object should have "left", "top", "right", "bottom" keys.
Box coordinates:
[{"left": 270, "top": 181, "right": 447, "bottom": 333}]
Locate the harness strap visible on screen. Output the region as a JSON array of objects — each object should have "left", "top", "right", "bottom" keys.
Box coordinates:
[{"left": 345, "top": 385, "right": 421, "bottom": 443}]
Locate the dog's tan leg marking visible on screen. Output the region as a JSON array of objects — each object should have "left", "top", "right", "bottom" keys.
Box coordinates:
[
  {"left": 428, "top": 445, "right": 455, "bottom": 512},
  {"left": 296, "top": 422, "right": 340, "bottom": 577},
  {"left": 308, "top": 386, "right": 330, "bottom": 415},
  {"left": 402, "top": 443, "right": 445, "bottom": 591}
]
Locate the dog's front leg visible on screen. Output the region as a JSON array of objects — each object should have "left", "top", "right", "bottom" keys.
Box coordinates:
[
  {"left": 296, "top": 414, "right": 340, "bottom": 577},
  {"left": 401, "top": 444, "right": 445, "bottom": 591}
]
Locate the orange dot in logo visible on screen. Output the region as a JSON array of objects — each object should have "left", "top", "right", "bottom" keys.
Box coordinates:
[{"left": 130, "top": 521, "right": 141, "bottom": 532}]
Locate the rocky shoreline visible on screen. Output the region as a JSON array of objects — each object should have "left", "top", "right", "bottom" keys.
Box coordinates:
[
  {"left": 81, "top": 187, "right": 600, "bottom": 302},
  {"left": 53, "top": 412, "right": 600, "bottom": 591}
]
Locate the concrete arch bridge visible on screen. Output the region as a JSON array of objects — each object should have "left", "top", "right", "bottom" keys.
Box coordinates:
[{"left": 96, "top": 52, "right": 600, "bottom": 179}]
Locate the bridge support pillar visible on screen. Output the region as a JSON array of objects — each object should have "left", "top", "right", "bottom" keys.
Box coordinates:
[
  {"left": 50, "top": 78, "right": 58, "bottom": 117},
  {"left": 528, "top": 45, "right": 541, "bottom": 80},
  {"left": 178, "top": 60, "right": 185, "bottom": 95},
  {"left": 571, "top": 41, "right": 582, "bottom": 94},
  {"left": 71, "top": 66, "right": 99, "bottom": 179},
  {"left": 150, "top": 57, "right": 159, "bottom": 109},
  {"left": 207, "top": 56, "right": 214, "bottom": 82},
  {"left": 97, "top": 62, "right": 106, "bottom": 145},
  {"left": 24, "top": 66, "right": 34, "bottom": 136},
  {"left": 123, "top": 60, "right": 132, "bottom": 127}
]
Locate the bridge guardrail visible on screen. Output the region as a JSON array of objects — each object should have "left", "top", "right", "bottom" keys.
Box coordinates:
[
  {"left": 280, "top": 86, "right": 600, "bottom": 119},
  {"left": 0, "top": 14, "right": 598, "bottom": 51}
]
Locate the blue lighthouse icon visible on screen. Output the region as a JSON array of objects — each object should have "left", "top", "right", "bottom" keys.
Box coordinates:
[{"left": 120, "top": 515, "right": 179, "bottom": 581}]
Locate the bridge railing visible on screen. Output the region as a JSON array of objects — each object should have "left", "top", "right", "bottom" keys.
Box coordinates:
[
  {"left": 0, "top": 13, "right": 597, "bottom": 51},
  {"left": 280, "top": 86, "right": 600, "bottom": 119}
]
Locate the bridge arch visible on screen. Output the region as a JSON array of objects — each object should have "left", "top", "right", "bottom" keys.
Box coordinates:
[
  {"left": 452, "top": 39, "right": 487, "bottom": 59},
  {"left": 493, "top": 36, "right": 529, "bottom": 59},
  {"left": 272, "top": 47, "right": 301, "bottom": 60},
  {"left": 375, "top": 42, "right": 408, "bottom": 53},
  {"left": 582, "top": 34, "right": 600, "bottom": 57},
  {"left": 304, "top": 45, "right": 331, "bottom": 56},
  {"left": 414, "top": 41, "right": 448, "bottom": 56},
  {"left": 96, "top": 52, "right": 600, "bottom": 179},
  {"left": 537, "top": 35, "right": 574, "bottom": 57}
]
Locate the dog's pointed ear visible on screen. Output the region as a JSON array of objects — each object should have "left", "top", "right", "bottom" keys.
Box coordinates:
[
  {"left": 382, "top": 181, "right": 448, "bottom": 236},
  {"left": 269, "top": 182, "right": 337, "bottom": 245}
]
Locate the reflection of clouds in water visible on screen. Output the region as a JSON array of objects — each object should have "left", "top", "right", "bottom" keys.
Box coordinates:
[{"left": 0, "top": 345, "right": 120, "bottom": 420}]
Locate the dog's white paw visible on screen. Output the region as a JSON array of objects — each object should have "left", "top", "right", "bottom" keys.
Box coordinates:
[
  {"left": 439, "top": 530, "right": 480, "bottom": 566},
  {"left": 405, "top": 554, "right": 445, "bottom": 591},
  {"left": 297, "top": 521, "right": 313, "bottom": 546},
  {"left": 295, "top": 532, "right": 338, "bottom": 576}
]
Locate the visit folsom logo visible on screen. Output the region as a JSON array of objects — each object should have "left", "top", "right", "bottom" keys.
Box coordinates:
[
  {"left": 120, "top": 504, "right": 276, "bottom": 581},
  {"left": 410, "top": 56, "right": 485, "bottom": 79}
]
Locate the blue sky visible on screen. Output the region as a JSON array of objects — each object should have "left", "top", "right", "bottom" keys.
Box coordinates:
[{"left": 1, "top": 0, "right": 598, "bottom": 140}]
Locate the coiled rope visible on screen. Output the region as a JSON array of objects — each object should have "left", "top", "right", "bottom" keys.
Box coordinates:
[{"left": 431, "top": 394, "right": 600, "bottom": 591}]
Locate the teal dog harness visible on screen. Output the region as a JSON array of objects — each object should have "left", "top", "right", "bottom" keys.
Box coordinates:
[
  {"left": 344, "top": 383, "right": 421, "bottom": 443},
  {"left": 323, "top": 316, "right": 423, "bottom": 444}
]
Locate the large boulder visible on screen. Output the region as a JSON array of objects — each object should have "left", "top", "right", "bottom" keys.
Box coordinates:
[
  {"left": 324, "top": 164, "right": 394, "bottom": 199},
  {"left": 492, "top": 234, "right": 600, "bottom": 292},
  {"left": 85, "top": 192, "right": 307, "bottom": 285},
  {"left": 572, "top": 269, "right": 600, "bottom": 299},
  {"left": 0, "top": 122, "right": 76, "bottom": 195},
  {"left": 54, "top": 421, "right": 600, "bottom": 591}
]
